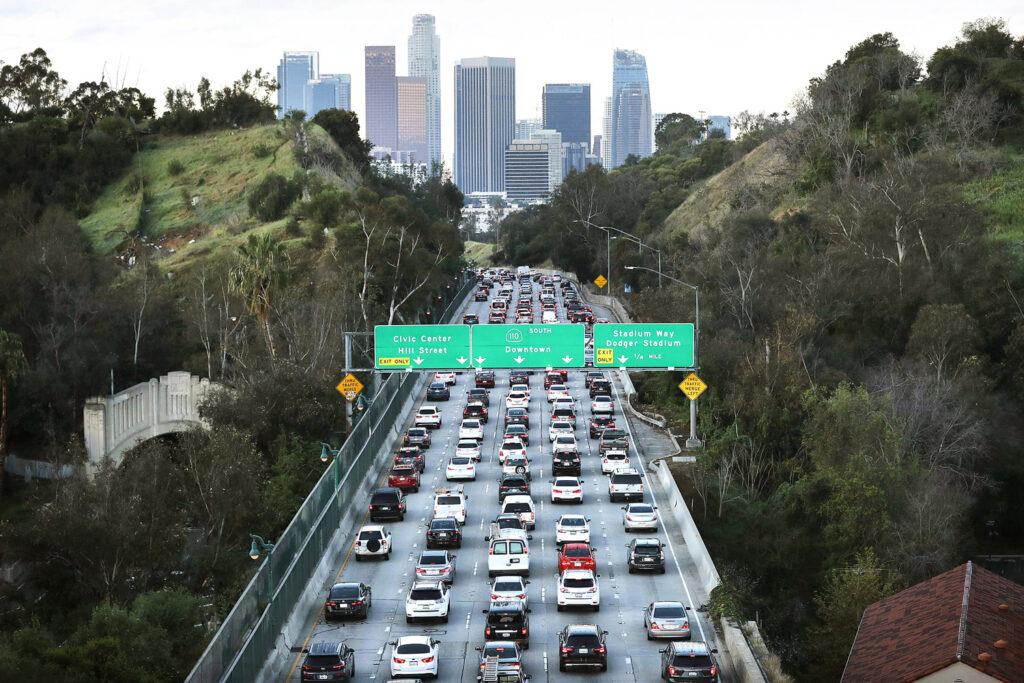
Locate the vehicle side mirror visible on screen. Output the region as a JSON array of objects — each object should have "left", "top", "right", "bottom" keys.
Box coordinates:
[
  {"left": 659, "top": 648, "right": 667, "bottom": 653},
  {"left": 484, "top": 536, "right": 490, "bottom": 541},
  {"left": 527, "top": 535, "right": 533, "bottom": 540},
  {"left": 602, "top": 630, "right": 609, "bottom": 635},
  {"left": 711, "top": 648, "right": 719, "bottom": 654},
  {"left": 653, "top": 506, "right": 659, "bottom": 510},
  {"left": 481, "top": 608, "right": 489, "bottom": 613},
  {"left": 526, "top": 607, "right": 532, "bottom": 613},
  {"left": 301, "top": 647, "right": 310, "bottom": 653},
  {"left": 524, "top": 580, "right": 531, "bottom": 584},
  {"left": 685, "top": 606, "right": 692, "bottom": 610}
]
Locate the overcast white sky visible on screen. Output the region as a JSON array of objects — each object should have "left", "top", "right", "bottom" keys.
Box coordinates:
[{"left": 1, "top": 0, "right": 1019, "bottom": 163}]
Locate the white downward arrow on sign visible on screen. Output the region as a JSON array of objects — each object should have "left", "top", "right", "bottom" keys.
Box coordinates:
[
  {"left": 413, "top": 357, "right": 425, "bottom": 365},
  {"left": 474, "top": 356, "right": 486, "bottom": 365},
  {"left": 456, "top": 356, "right": 468, "bottom": 365},
  {"left": 513, "top": 356, "right": 526, "bottom": 364},
  {"left": 561, "top": 355, "right": 573, "bottom": 364},
  {"left": 618, "top": 355, "right": 628, "bottom": 364}
]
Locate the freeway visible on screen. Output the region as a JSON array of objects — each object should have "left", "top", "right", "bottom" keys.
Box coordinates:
[{"left": 277, "top": 272, "right": 730, "bottom": 683}]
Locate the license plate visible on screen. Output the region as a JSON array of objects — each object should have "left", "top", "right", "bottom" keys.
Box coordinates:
[
  {"left": 438, "top": 533, "right": 449, "bottom": 538},
  {"left": 510, "top": 558, "right": 520, "bottom": 563},
  {"left": 573, "top": 562, "right": 582, "bottom": 567},
  {"left": 318, "top": 675, "right": 329, "bottom": 680},
  {"left": 579, "top": 648, "right": 589, "bottom": 654},
  {"left": 380, "top": 506, "right": 390, "bottom": 510},
  {"left": 339, "top": 602, "right": 349, "bottom": 607},
  {"left": 642, "top": 558, "right": 653, "bottom": 563}
]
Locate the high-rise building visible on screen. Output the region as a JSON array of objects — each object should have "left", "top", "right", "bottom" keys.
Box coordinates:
[
  {"left": 601, "top": 97, "right": 612, "bottom": 168},
  {"left": 708, "top": 115, "right": 731, "bottom": 139},
  {"left": 408, "top": 14, "right": 442, "bottom": 167},
  {"left": 397, "top": 76, "right": 429, "bottom": 163},
  {"left": 365, "top": 46, "right": 398, "bottom": 150},
  {"left": 592, "top": 134, "right": 602, "bottom": 161},
  {"left": 516, "top": 118, "right": 541, "bottom": 141},
  {"left": 542, "top": 84, "right": 590, "bottom": 147},
  {"left": 653, "top": 112, "right": 669, "bottom": 150},
  {"left": 277, "top": 51, "right": 319, "bottom": 119},
  {"left": 504, "top": 140, "right": 550, "bottom": 201},
  {"left": 529, "top": 129, "right": 563, "bottom": 193},
  {"left": 454, "top": 56, "right": 516, "bottom": 194},
  {"left": 609, "top": 49, "right": 652, "bottom": 169},
  {"left": 562, "top": 142, "right": 588, "bottom": 176},
  {"left": 303, "top": 74, "right": 351, "bottom": 119}
]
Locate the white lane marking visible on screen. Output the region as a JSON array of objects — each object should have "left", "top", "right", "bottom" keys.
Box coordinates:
[
  {"left": 541, "top": 586, "right": 546, "bottom": 603},
  {"left": 377, "top": 647, "right": 384, "bottom": 655},
  {"left": 473, "top": 561, "right": 478, "bottom": 576},
  {"left": 543, "top": 651, "right": 549, "bottom": 672},
  {"left": 465, "top": 611, "right": 472, "bottom": 629}
]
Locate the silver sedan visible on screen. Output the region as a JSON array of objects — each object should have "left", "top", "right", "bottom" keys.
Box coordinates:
[
  {"left": 642, "top": 601, "right": 692, "bottom": 640},
  {"left": 622, "top": 503, "right": 659, "bottom": 532}
]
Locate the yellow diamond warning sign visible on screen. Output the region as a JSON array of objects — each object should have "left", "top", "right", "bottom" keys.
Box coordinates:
[
  {"left": 336, "top": 373, "right": 364, "bottom": 402},
  {"left": 594, "top": 274, "right": 608, "bottom": 289},
  {"left": 678, "top": 373, "right": 707, "bottom": 401}
]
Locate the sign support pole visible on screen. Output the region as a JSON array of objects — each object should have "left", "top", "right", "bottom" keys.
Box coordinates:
[
  {"left": 344, "top": 334, "right": 353, "bottom": 434},
  {"left": 686, "top": 398, "right": 701, "bottom": 449}
]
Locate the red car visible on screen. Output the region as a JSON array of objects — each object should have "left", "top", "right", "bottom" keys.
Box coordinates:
[
  {"left": 388, "top": 466, "right": 420, "bottom": 492},
  {"left": 558, "top": 543, "right": 597, "bottom": 573},
  {"left": 544, "top": 371, "right": 563, "bottom": 389},
  {"left": 476, "top": 371, "right": 496, "bottom": 388}
]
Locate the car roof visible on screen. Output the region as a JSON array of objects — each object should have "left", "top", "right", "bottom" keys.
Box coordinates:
[
  {"left": 651, "top": 600, "right": 685, "bottom": 608},
  {"left": 331, "top": 582, "right": 362, "bottom": 590},
  {"left": 395, "top": 635, "right": 433, "bottom": 645},
  {"left": 561, "top": 569, "right": 595, "bottom": 578},
  {"left": 670, "top": 640, "right": 711, "bottom": 654},
  {"left": 420, "top": 548, "right": 450, "bottom": 557},
  {"left": 309, "top": 641, "right": 344, "bottom": 656},
  {"left": 561, "top": 542, "right": 590, "bottom": 551},
  {"left": 360, "top": 524, "right": 385, "bottom": 532},
  {"left": 503, "top": 494, "right": 533, "bottom": 503},
  {"left": 411, "top": 579, "right": 444, "bottom": 588},
  {"left": 634, "top": 537, "right": 661, "bottom": 545},
  {"left": 566, "top": 623, "right": 601, "bottom": 634}
]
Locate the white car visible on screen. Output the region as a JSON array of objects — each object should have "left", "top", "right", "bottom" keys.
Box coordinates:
[
  {"left": 591, "top": 395, "right": 614, "bottom": 414},
  {"left": 557, "top": 569, "right": 600, "bottom": 611},
  {"left": 499, "top": 438, "right": 527, "bottom": 465},
  {"left": 455, "top": 439, "right": 481, "bottom": 461},
  {"left": 446, "top": 456, "right": 477, "bottom": 480},
  {"left": 555, "top": 514, "right": 591, "bottom": 544},
  {"left": 549, "top": 420, "right": 574, "bottom": 443},
  {"left": 552, "top": 434, "right": 579, "bottom": 455},
  {"left": 390, "top": 635, "right": 441, "bottom": 678},
  {"left": 490, "top": 575, "right": 530, "bottom": 607},
  {"left": 500, "top": 494, "right": 536, "bottom": 530},
  {"left": 510, "top": 383, "right": 530, "bottom": 399},
  {"left": 622, "top": 503, "right": 659, "bottom": 531},
  {"left": 354, "top": 525, "right": 392, "bottom": 560},
  {"left": 553, "top": 396, "right": 576, "bottom": 410},
  {"left": 415, "top": 406, "right": 442, "bottom": 429},
  {"left": 551, "top": 477, "right": 584, "bottom": 504},
  {"left": 601, "top": 450, "right": 631, "bottom": 474},
  {"left": 505, "top": 391, "right": 529, "bottom": 409},
  {"left": 487, "top": 536, "right": 530, "bottom": 577},
  {"left": 433, "top": 486, "right": 468, "bottom": 524},
  {"left": 459, "top": 418, "right": 484, "bottom": 441},
  {"left": 434, "top": 371, "right": 456, "bottom": 386},
  {"left": 503, "top": 456, "right": 531, "bottom": 480},
  {"left": 547, "top": 384, "right": 570, "bottom": 402},
  {"left": 406, "top": 580, "right": 451, "bottom": 623}
]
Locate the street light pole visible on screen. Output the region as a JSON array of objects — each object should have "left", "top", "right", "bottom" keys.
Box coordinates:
[
  {"left": 321, "top": 442, "right": 342, "bottom": 492},
  {"left": 248, "top": 534, "right": 276, "bottom": 599}
]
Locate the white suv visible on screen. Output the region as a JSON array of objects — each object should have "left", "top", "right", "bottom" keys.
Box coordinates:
[
  {"left": 555, "top": 514, "right": 591, "bottom": 544},
  {"left": 460, "top": 419, "right": 484, "bottom": 441},
  {"left": 505, "top": 391, "right": 529, "bottom": 409},
  {"left": 547, "top": 384, "right": 570, "bottom": 402},
  {"left": 549, "top": 420, "right": 574, "bottom": 442},
  {"left": 433, "top": 486, "right": 468, "bottom": 524},
  {"left": 354, "top": 525, "right": 392, "bottom": 561},
  {"left": 415, "top": 406, "right": 442, "bottom": 429},
  {"left": 557, "top": 569, "right": 600, "bottom": 611},
  {"left": 405, "top": 580, "right": 450, "bottom": 623}
]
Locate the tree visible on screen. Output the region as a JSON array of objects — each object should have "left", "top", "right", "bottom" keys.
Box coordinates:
[
  {"left": 0, "top": 48, "right": 67, "bottom": 118},
  {"left": 230, "top": 233, "right": 288, "bottom": 358},
  {"left": 905, "top": 304, "right": 982, "bottom": 382},
  {"left": 312, "top": 108, "right": 373, "bottom": 171},
  {"left": 0, "top": 329, "right": 27, "bottom": 496}
]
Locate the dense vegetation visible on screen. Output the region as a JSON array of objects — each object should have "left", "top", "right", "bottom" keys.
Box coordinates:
[
  {"left": 0, "top": 49, "right": 463, "bottom": 681},
  {"left": 499, "top": 19, "right": 1024, "bottom": 681}
]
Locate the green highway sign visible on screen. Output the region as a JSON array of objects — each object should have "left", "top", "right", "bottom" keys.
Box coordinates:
[
  {"left": 374, "top": 325, "right": 471, "bottom": 370},
  {"left": 592, "top": 323, "right": 695, "bottom": 369},
  {"left": 471, "top": 324, "right": 585, "bottom": 369}
]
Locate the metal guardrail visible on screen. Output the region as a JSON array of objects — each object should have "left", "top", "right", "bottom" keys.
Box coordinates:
[{"left": 185, "top": 272, "right": 476, "bottom": 683}]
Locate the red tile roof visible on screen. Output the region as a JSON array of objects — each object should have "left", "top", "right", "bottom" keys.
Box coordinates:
[{"left": 842, "top": 562, "right": 1024, "bottom": 682}]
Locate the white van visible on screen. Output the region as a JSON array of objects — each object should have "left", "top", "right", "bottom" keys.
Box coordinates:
[
  {"left": 542, "top": 310, "right": 558, "bottom": 324},
  {"left": 501, "top": 495, "right": 536, "bottom": 529},
  {"left": 487, "top": 537, "right": 530, "bottom": 577}
]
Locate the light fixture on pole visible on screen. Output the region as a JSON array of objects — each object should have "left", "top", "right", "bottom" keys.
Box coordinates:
[
  {"left": 321, "top": 442, "right": 342, "bottom": 491},
  {"left": 248, "top": 534, "right": 277, "bottom": 599}
]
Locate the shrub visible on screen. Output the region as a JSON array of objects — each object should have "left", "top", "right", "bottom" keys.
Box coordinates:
[
  {"left": 252, "top": 142, "right": 272, "bottom": 159},
  {"left": 247, "top": 171, "right": 302, "bottom": 222},
  {"left": 307, "top": 226, "right": 326, "bottom": 250},
  {"left": 284, "top": 216, "right": 301, "bottom": 236},
  {"left": 167, "top": 159, "right": 185, "bottom": 176}
]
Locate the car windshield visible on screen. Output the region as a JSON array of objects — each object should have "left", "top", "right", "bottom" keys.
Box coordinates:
[
  {"left": 494, "top": 580, "right": 521, "bottom": 591},
  {"left": 565, "top": 547, "right": 591, "bottom": 557},
  {"left": 653, "top": 605, "right": 686, "bottom": 618},
  {"left": 463, "top": 421, "right": 480, "bottom": 428},
  {"left": 566, "top": 633, "right": 601, "bottom": 647},
  {"left": 330, "top": 585, "right": 360, "bottom": 599},
  {"left": 560, "top": 517, "right": 585, "bottom": 527},
  {"left": 606, "top": 453, "right": 626, "bottom": 460},
  {"left": 672, "top": 654, "right": 713, "bottom": 667},
  {"left": 563, "top": 577, "right": 594, "bottom": 588},
  {"left": 551, "top": 385, "right": 566, "bottom": 392},
  {"left": 502, "top": 442, "right": 522, "bottom": 450},
  {"left": 483, "top": 644, "right": 517, "bottom": 657},
  {"left": 631, "top": 505, "right": 654, "bottom": 513},
  {"left": 457, "top": 441, "right": 477, "bottom": 448},
  {"left": 556, "top": 437, "right": 575, "bottom": 444},
  {"left": 358, "top": 530, "right": 382, "bottom": 540},
  {"left": 509, "top": 409, "right": 525, "bottom": 416},
  {"left": 419, "top": 553, "right": 447, "bottom": 564},
  {"left": 305, "top": 655, "right": 341, "bottom": 667},
  {"left": 410, "top": 588, "right": 442, "bottom": 600},
  {"left": 506, "top": 458, "right": 526, "bottom": 467},
  {"left": 504, "top": 503, "right": 529, "bottom": 513},
  {"left": 437, "top": 496, "right": 461, "bottom": 505},
  {"left": 408, "top": 428, "right": 426, "bottom": 435},
  {"left": 553, "top": 422, "right": 571, "bottom": 430},
  {"left": 635, "top": 543, "right": 660, "bottom": 555},
  {"left": 430, "top": 383, "right": 445, "bottom": 389},
  {"left": 613, "top": 474, "right": 642, "bottom": 485},
  {"left": 431, "top": 519, "right": 457, "bottom": 530},
  {"left": 490, "top": 613, "right": 523, "bottom": 626},
  {"left": 392, "top": 468, "right": 414, "bottom": 476},
  {"left": 451, "top": 457, "right": 471, "bottom": 465},
  {"left": 396, "top": 643, "right": 431, "bottom": 655},
  {"left": 420, "top": 408, "right": 437, "bottom": 414},
  {"left": 555, "top": 479, "right": 577, "bottom": 486},
  {"left": 496, "top": 518, "right": 522, "bottom": 528}
]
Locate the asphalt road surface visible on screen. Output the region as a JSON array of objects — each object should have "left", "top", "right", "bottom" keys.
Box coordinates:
[{"left": 280, "top": 274, "right": 730, "bottom": 683}]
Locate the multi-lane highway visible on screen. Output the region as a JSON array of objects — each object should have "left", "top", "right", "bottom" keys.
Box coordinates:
[{"left": 279, "top": 271, "right": 729, "bottom": 682}]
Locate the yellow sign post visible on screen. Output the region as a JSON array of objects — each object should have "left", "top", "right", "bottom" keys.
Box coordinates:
[
  {"left": 678, "top": 373, "right": 707, "bottom": 401},
  {"left": 336, "top": 373, "right": 364, "bottom": 402},
  {"left": 594, "top": 274, "right": 608, "bottom": 289}
]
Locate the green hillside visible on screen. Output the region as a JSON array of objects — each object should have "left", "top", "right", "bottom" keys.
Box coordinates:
[{"left": 463, "top": 240, "right": 498, "bottom": 265}]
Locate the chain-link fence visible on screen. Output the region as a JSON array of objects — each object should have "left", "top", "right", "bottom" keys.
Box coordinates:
[{"left": 186, "top": 271, "right": 476, "bottom": 683}]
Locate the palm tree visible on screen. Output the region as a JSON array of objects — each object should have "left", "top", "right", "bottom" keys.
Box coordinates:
[
  {"left": 229, "top": 233, "right": 287, "bottom": 358},
  {"left": 0, "top": 330, "right": 28, "bottom": 498}
]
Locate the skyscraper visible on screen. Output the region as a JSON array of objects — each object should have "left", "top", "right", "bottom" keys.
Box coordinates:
[
  {"left": 303, "top": 74, "right": 351, "bottom": 119},
  {"left": 542, "top": 84, "right": 590, "bottom": 146},
  {"left": 601, "top": 97, "right": 612, "bottom": 168},
  {"left": 408, "top": 14, "right": 441, "bottom": 167},
  {"left": 504, "top": 140, "right": 551, "bottom": 201},
  {"left": 530, "top": 129, "right": 563, "bottom": 193},
  {"left": 365, "top": 46, "right": 397, "bottom": 150},
  {"left": 277, "top": 51, "right": 319, "bottom": 119},
  {"left": 609, "top": 49, "right": 652, "bottom": 169},
  {"left": 397, "top": 76, "right": 429, "bottom": 162},
  {"left": 708, "top": 115, "right": 731, "bottom": 139},
  {"left": 516, "top": 118, "right": 541, "bottom": 141},
  {"left": 454, "top": 57, "right": 516, "bottom": 194}
]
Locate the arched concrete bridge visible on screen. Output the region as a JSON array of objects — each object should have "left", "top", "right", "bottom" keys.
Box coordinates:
[{"left": 84, "top": 371, "right": 214, "bottom": 469}]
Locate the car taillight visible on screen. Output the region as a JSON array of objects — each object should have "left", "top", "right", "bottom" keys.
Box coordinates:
[
  {"left": 595, "top": 646, "right": 606, "bottom": 653},
  {"left": 561, "top": 646, "right": 572, "bottom": 653},
  {"left": 521, "top": 627, "right": 528, "bottom": 634},
  {"left": 518, "top": 593, "right": 525, "bottom": 599},
  {"left": 668, "top": 666, "right": 676, "bottom": 675},
  {"left": 485, "top": 627, "right": 492, "bottom": 635},
  {"left": 302, "top": 665, "right": 312, "bottom": 670},
  {"left": 490, "top": 593, "right": 498, "bottom": 599},
  {"left": 586, "top": 587, "right": 596, "bottom": 593},
  {"left": 651, "top": 622, "right": 660, "bottom": 629},
  {"left": 710, "top": 666, "right": 717, "bottom": 676},
  {"left": 626, "top": 516, "right": 633, "bottom": 521},
  {"left": 572, "top": 489, "right": 581, "bottom": 494},
  {"left": 488, "top": 547, "right": 493, "bottom": 555},
  {"left": 440, "top": 567, "right": 450, "bottom": 573},
  {"left": 326, "top": 601, "right": 335, "bottom": 606},
  {"left": 682, "top": 622, "right": 689, "bottom": 629},
  {"left": 369, "top": 505, "right": 374, "bottom": 510},
  {"left": 352, "top": 600, "right": 363, "bottom": 605},
  {"left": 393, "top": 658, "right": 406, "bottom": 664},
  {"left": 333, "top": 663, "right": 345, "bottom": 669}
]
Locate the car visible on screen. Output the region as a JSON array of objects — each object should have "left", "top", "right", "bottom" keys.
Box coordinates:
[
  {"left": 406, "top": 580, "right": 450, "bottom": 623},
  {"left": 498, "top": 473, "right": 531, "bottom": 502},
  {"left": 455, "top": 440, "right": 481, "bottom": 461},
  {"left": 660, "top": 641, "right": 720, "bottom": 682},
  {"left": 389, "top": 636, "right": 441, "bottom": 679},
  {"left": 354, "top": 525, "right": 392, "bottom": 561},
  {"left": 589, "top": 415, "right": 615, "bottom": 438},
  {"left": 552, "top": 395, "right": 576, "bottom": 411},
  {"left": 558, "top": 543, "right": 597, "bottom": 573},
  {"left": 552, "top": 434, "right": 579, "bottom": 455},
  {"left": 475, "top": 640, "right": 524, "bottom": 680},
  {"left": 608, "top": 467, "right": 644, "bottom": 502},
  {"left": 500, "top": 494, "right": 536, "bottom": 530},
  {"left": 395, "top": 449, "right": 424, "bottom": 473},
  {"left": 504, "top": 407, "right": 529, "bottom": 428},
  {"left": 476, "top": 371, "right": 496, "bottom": 388},
  {"left": 462, "top": 313, "right": 479, "bottom": 324},
  {"left": 388, "top": 465, "right": 421, "bottom": 492},
  {"left": 426, "top": 382, "right": 450, "bottom": 401},
  {"left": 591, "top": 395, "right": 614, "bottom": 414},
  {"left": 557, "top": 623, "right": 608, "bottom": 671},
  {"left": 433, "top": 485, "right": 468, "bottom": 524},
  {"left": 301, "top": 641, "right": 356, "bottom": 681},
  {"left": 550, "top": 406, "right": 577, "bottom": 427},
  {"left": 434, "top": 371, "right": 456, "bottom": 386},
  {"left": 416, "top": 547, "right": 458, "bottom": 582},
  {"left": 555, "top": 514, "right": 591, "bottom": 544},
  {"left": 549, "top": 420, "right": 575, "bottom": 443},
  {"left": 599, "top": 428, "right": 629, "bottom": 449},
  {"left": 475, "top": 289, "right": 489, "bottom": 301},
  {"left": 551, "top": 476, "right": 584, "bottom": 504},
  {"left": 601, "top": 449, "right": 630, "bottom": 474},
  {"left": 414, "top": 406, "right": 442, "bottom": 429},
  {"left": 643, "top": 601, "right": 692, "bottom": 640},
  {"left": 404, "top": 427, "right": 432, "bottom": 449},
  {"left": 324, "top": 582, "right": 372, "bottom": 621},
  {"left": 543, "top": 371, "right": 562, "bottom": 389},
  {"left": 487, "top": 535, "right": 531, "bottom": 577},
  {"left": 502, "top": 453, "right": 531, "bottom": 477},
  {"left": 459, "top": 419, "right": 484, "bottom": 441},
  {"left": 489, "top": 575, "right": 530, "bottom": 607},
  {"left": 622, "top": 503, "right": 659, "bottom": 531},
  {"left": 509, "top": 383, "right": 530, "bottom": 399},
  {"left": 583, "top": 371, "right": 604, "bottom": 388},
  {"left": 552, "top": 452, "right": 582, "bottom": 477},
  {"left": 464, "top": 401, "right": 489, "bottom": 423},
  {"left": 509, "top": 370, "right": 529, "bottom": 385},
  {"left": 467, "top": 387, "right": 490, "bottom": 406},
  {"left": 557, "top": 568, "right": 601, "bottom": 611},
  {"left": 446, "top": 456, "right": 477, "bottom": 480},
  {"left": 589, "top": 379, "right": 612, "bottom": 398},
  {"left": 505, "top": 391, "right": 529, "bottom": 409},
  {"left": 515, "top": 315, "right": 532, "bottom": 324},
  {"left": 425, "top": 519, "right": 462, "bottom": 550},
  {"left": 488, "top": 311, "right": 506, "bottom": 324},
  {"left": 599, "top": 438, "right": 630, "bottom": 458},
  {"left": 486, "top": 514, "right": 531, "bottom": 543},
  {"left": 504, "top": 424, "right": 529, "bottom": 446},
  {"left": 547, "top": 384, "right": 570, "bottom": 402},
  {"left": 483, "top": 599, "right": 531, "bottom": 647},
  {"left": 627, "top": 538, "right": 667, "bottom": 573},
  {"left": 369, "top": 487, "right": 406, "bottom": 522}
]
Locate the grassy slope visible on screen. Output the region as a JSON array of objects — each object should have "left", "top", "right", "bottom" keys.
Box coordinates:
[
  {"left": 463, "top": 240, "right": 498, "bottom": 265},
  {"left": 965, "top": 152, "right": 1024, "bottom": 263}
]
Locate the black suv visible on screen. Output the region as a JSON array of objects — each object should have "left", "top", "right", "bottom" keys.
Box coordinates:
[
  {"left": 301, "top": 641, "right": 355, "bottom": 681},
  {"left": 626, "top": 538, "right": 666, "bottom": 573},
  {"left": 557, "top": 623, "right": 608, "bottom": 671},
  {"left": 505, "top": 408, "right": 529, "bottom": 428},
  {"left": 369, "top": 487, "right": 405, "bottom": 522},
  {"left": 552, "top": 452, "right": 582, "bottom": 477},
  {"left": 498, "top": 474, "right": 531, "bottom": 502},
  {"left": 589, "top": 379, "right": 612, "bottom": 397},
  {"left": 589, "top": 415, "right": 615, "bottom": 438},
  {"left": 464, "top": 401, "right": 489, "bottom": 423},
  {"left": 463, "top": 313, "right": 479, "bottom": 324},
  {"left": 476, "top": 371, "right": 496, "bottom": 388},
  {"left": 468, "top": 387, "right": 490, "bottom": 406},
  {"left": 426, "top": 382, "right": 450, "bottom": 401},
  {"left": 509, "top": 370, "right": 529, "bottom": 385},
  {"left": 659, "top": 641, "right": 720, "bottom": 682},
  {"left": 395, "top": 447, "right": 424, "bottom": 472},
  {"left": 426, "top": 517, "right": 462, "bottom": 548},
  {"left": 483, "top": 600, "right": 531, "bottom": 647},
  {"left": 324, "top": 582, "right": 372, "bottom": 620}
]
